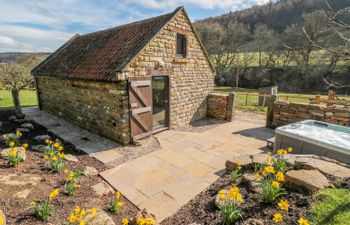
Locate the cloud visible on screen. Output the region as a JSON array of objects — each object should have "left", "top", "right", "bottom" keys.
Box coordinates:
[{"left": 0, "top": 35, "right": 16, "bottom": 46}]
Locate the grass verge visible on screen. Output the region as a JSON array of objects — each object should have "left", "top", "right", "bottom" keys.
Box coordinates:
[{"left": 0, "top": 89, "right": 38, "bottom": 109}]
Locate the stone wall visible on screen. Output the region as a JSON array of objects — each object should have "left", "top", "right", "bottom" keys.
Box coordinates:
[
  {"left": 117, "top": 9, "right": 215, "bottom": 128},
  {"left": 207, "top": 93, "right": 235, "bottom": 121},
  {"left": 271, "top": 101, "right": 350, "bottom": 127},
  {"left": 35, "top": 77, "right": 130, "bottom": 145}
]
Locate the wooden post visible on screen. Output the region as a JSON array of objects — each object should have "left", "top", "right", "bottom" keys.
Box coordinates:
[
  {"left": 11, "top": 87, "right": 23, "bottom": 116},
  {"left": 245, "top": 92, "right": 249, "bottom": 106},
  {"left": 286, "top": 96, "right": 289, "bottom": 101},
  {"left": 315, "top": 95, "right": 321, "bottom": 104},
  {"left": 226, "top": 92, "right": 236, "bottom": 121},
  {"left": 262, "top": 94, "right": 267, "bottom": 107},
  {"left": 266, "top": 95, "right": 277, "bottom": 128}
]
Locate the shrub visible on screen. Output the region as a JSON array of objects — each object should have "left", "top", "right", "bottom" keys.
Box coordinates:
[{"left": 109, "top": 192, "right": 123, "bottom": 213}]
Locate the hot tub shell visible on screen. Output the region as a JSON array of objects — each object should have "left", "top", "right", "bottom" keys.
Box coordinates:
[{"left": 274, "top": 120, "right": 350, "bottom": 164}]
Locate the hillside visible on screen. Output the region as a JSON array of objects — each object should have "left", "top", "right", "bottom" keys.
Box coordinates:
[
  {"left": 0, "top": 52, "right": 50, "bottom": 64},
  {"left": 196, "top": 0, "right": 350, "bottom": 33}
]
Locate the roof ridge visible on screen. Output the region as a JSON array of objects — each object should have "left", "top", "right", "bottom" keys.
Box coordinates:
[{"left": 80, "top": 7, "right": 182, "bottom": 38}]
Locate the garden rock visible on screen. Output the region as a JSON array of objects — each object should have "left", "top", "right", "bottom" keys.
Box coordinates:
[
  {"left": 34, "top": 134, "right": 51, "bottom": 143},
  {"left": 21, "top": 123, "right": 34, "bottom": 130},
  {"left": 0, "top": 174, "right": 41, "bottom": 187},
  {"left": 31, "top": 145, "right": 46, "bottom": 152},
  {"left": 286, "top": 169, "right": 332, "bottom": 193},
  {"left": 16, "top": 128, "right": 30, "bottom": 133},
  {"left": 241, "top": 173, "right": 262, "bottom": 193},
  {"left": 243, "top": 218, "right": 264, "bottom": 225},
  {"left": 14, "top": 118, "right": 28, "bottom": 123},
  {"left": 252, "top": 154, "right": 270, "bottom": 165},
  {"left": 225, "top": 154, "right": 252, "bottom": 171},
  {"left": 64, "top": 154, "right": 78, "bottom": 162},
  {"left": 0, "top": 209, "right": 6, "bottom": 225},
  {"left": 91, "top": 182, "right": 113, "bottom": 196},
  {"left": 12, "top": 189, "right": 31, "bottom": 199},
  {"left": 294, "top": 157, "right": 350, "bottom": 179},
  {"left": 8, "top": 115, "right": 17, "bottom": 121},
  {"left": 1, "top": 147, "right": 27, "bottom": 161},
  {"left": 83, "top": 166, "right": 98, "bottom": 176},
  {"left": 84, "top": 209, "right": 115, "bottom": 225}
]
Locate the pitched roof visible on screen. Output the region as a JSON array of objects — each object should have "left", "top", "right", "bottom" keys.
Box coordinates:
[{"left": 32, "top": 7, "right": 182, "bottom": 82}]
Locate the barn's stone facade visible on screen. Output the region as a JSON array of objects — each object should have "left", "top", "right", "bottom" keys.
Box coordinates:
[
  {"left": 118, "top": 10, "right": 214, "bottom": 128},
  {"left": 34, "top": 8, "right": 215, "bottom": 144},
  {"left": 36, "top": 77, "right": 130, "bottom": 144}
]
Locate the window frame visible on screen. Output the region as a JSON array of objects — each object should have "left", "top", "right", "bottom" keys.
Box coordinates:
[{"left": 176, "top": 34, "right": 187, "bottom": 58}]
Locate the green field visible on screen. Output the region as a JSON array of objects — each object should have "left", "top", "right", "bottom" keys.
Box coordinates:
[
  {"left": 0, "top": 89, "right": 37, "bottom": 109},
  {"left": 214, "top": 87, "right": 350, "bottom": 113}
]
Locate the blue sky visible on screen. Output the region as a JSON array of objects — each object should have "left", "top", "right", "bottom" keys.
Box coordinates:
[{"left": 0, "top": 0, "right": 272, "bottom": 52}]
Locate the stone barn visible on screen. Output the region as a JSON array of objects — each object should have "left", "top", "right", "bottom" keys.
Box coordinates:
[{"left": 32, "top": 7, "right": 215, "bottom": 145}]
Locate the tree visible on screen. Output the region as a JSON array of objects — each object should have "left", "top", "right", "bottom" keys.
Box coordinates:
[
  {"left": 0, "top": 54, "right": 44, "bottom": 115},
  {"left": 253, "top": 24, "right": 275, "bottom": 67}
]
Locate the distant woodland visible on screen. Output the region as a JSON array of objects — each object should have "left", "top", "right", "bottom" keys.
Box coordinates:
[{"left": 195, "top": 0, "right": 350, "bottom": 94}]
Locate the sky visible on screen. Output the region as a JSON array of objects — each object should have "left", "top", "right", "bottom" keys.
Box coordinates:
[{"left": 0, "top": 0, "right": 272, "bottom": 52}]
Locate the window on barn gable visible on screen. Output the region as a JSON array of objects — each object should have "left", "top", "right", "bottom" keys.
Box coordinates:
[{"left": 176, "top": 34, "right": 187, "bottom": 58}]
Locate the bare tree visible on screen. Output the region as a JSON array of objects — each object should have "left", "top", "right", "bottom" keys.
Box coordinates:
[
  {"left": 0, "top": 54, "right": 44, "bottom": 115},
  {"left": 253, "top": 24, "right": 275, "bottom": 67}
]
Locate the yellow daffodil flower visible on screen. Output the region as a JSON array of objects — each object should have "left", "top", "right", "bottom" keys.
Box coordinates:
[
  {"left": 277, "top": 149, "right": 284, "bottom": 155},
  {"left": 23, "top": 143, "right": 29, "bottom": 149},
  {"left": 91, "top": 208, "right": 97, "bottom": 216},
  {"left": 278, "top": 199, "right": 289, "bottom": 211},
  {"left": 272, "top": 181, "right": 280, "bottom": 189},
  {"left": 236, "top": 162, "right": 242, "bottom": 170},
  {"left": 273, "top": 213, "right": 283, "bottom": 223},
  {"left": 79, "top": 220, "right": 85, "bottom": 225},
  {"left": 116, "top": 191, "right": 121, "bottom": 200},
  {"left": 9, "top": 141, "right": 15, "bottom": 147},
  {"left": 298, "top": 218, "right": 310, "bottom": 225},
  {"left": 287, "top": 147, "right": 293, "bottom": 153},
  {"left": 276, "top": 171, "right": 285, "bottom": 182},
  {"left": 122, "top": 217, "right": 129, "bottom": 225}
]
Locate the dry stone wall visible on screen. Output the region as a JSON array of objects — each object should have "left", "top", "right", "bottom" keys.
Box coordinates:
[
  {"left": 35, "top": 77, "right": 130, "bottom": 145},
  {"left": 207, "top": 93, "right": 235, "bottom": 121},
  {"left": 118, "top": 9, "right": 215, "bottom": 128},
  {"left": 272, "top": 101, "right": 350, "bottom": 127}
]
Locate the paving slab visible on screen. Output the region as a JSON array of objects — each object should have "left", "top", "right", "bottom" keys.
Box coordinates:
[
  {"left": 90, "top": 149, "right": 123, "bottom": 164},
  {"left": 100, "top": 119, "right": 271, "bottom": 222}
]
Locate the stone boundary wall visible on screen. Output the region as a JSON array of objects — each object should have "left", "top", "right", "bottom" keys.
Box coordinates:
[
  {"left": 207, "top": 93, "right": 235, "bottom": 121},
  {"left": 271, "top": 101, "right": 350, "bottom": 127},
  {"left": 35, "top": 77, "right": 131, "bottom": 145}
]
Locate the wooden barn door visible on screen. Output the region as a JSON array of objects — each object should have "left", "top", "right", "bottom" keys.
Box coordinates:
[{"left": 128, "top": 77, "right": 152, "bottom": 142}]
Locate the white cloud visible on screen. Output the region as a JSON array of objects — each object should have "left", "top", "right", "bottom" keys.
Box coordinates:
[{"left": 0, "top": 35, "right": 16, "bottom": 46}]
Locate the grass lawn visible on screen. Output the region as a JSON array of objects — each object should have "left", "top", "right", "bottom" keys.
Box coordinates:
[
  {"left": 311, "top": 188, "right": 350, "bottom": 225},
  {"left": 0, "top": 89, "right": 37, "bottom": 109},
  {"left": 214, "top": 86, "right": 350, "bottom": 114}
]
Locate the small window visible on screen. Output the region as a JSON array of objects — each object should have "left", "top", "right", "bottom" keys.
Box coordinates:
[{"left": 176, "top": 34, "right": 186, "bottom": 58}]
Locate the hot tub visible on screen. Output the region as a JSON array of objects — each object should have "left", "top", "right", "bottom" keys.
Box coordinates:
[{"left": 274, "top": 120, "right": 350, "bottom": 164}]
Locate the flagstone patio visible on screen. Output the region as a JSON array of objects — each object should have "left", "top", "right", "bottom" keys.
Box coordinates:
[{"left": 100, "top": 119, "right": 274, "bottom": 222}]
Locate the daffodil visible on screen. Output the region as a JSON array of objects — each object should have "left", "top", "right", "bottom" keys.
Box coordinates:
[
  {"left": 9, "top": 141, "right": 15, "bottom": 147},
  {"left": 276, "top": 171, "right": 285, "bottom": 182},
  {"left": 75, "top": 206, "right": 81, "bottom": 214},
  {"left": 122, "top": 217, "right": 129, "bottom": 225},
  {"left": 23, "top": 143, "right": 29, "bottom": 149},
  {"left": 273, "top": 213, "right": 283, "bottom": 223},
  {"left": 49, "top": 188, "right": 59, "bottom": 200},
  {"left": 298, "top": 218, "right": 309, "bottom": 225},
  {"left": 64, "top": 169, "right": 69, "bottom": 174},
  {"left": 79, "top": 220, "right": 85, "bottom": 225},
  {"left": 236, "top": 162, "right": 242, "bottom": 170},
  {"left": 272, "top": 181, "right": 280, "bottom": 189},
  {"left": 264, "top": 165, "right": 276, "bottom": 174},
  {"left": 277, "top": 149, "right": 284, "bottom": 155},
  {"left": 255, "top": 173, "right": 261, "bottom": 180},
  {"left": 278, "top": 199, "right": 289, "bottom": 211},
  {"left": 287, "top": 147, "right": 293, "bottom": 153},
  {"left": 116, "top": 191, "right": 121, "bottom": 200},
  {"left": 91, "top": 208, "right": 97, "bottom": 216},
  {"left": 45, "top": 139, "right": 50, "bottom": 144}
]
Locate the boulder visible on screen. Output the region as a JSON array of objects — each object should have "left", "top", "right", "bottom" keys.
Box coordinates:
[
  {"left": 0, "top": 174, "right": 41, "bottom": 187},
  {"left": 84, "top": 209, "right": 115, "bottom": 225},
  {"left": 0, "top": 209, "right": 6, "bottom": 225},
  {"left": 64, "top": 154, "right": 78, "bottom": 162},
  {"left": 294, "top": 157, "right": 350, "bottom": 179},
  {"left": 225, "top": 154, "right": 252, "bottom": 171},
  {"left": 241, "top": 173, "right": 262, "bottom": 193},
  {"left": 286, "top": 170, "right": 332, "bottom": 193},
  {"left": 16, "top": 128, "right": 30, "bottom": 133},
  {"left": 31, "top": 145, "right": 47, "bottom": 152},
  {"left": 34, "top": 135, "right": 51, "bottom": 143},
  {"left": 14, "top": 118, "right": 28, "bottom": 123},
  {"left": 91, "top": 182, "right": 113, "bottom": 196},
  {"left": 21, "top": 123, "right": 34, "bottom": 130},
  {"left": 1, "top": 147, "right": 27, "bottom": 161},
  {"left": 8, "top": 115, "right": 17, "bottom": 121},
  {"left": 83, "top": 166, "right": 99, "bottom": 176}
]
